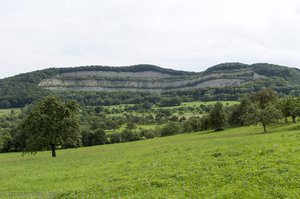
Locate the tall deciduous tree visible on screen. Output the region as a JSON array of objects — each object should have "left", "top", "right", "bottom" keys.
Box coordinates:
[
  {"left": 279, "top": 97, "right": 294, "bottom": 123},
  {"left": 243, "top": 89, "right": 282, "bottom": 133},
  {"left": 210, "top": 102, "right": 227, "bottom": 131},
  {"left": 23, "top": 96, "right": 81, "bottom": 157},
  {"left": 244, "top": 103, "right": 282, "bottom": 133},
  {"left": 250, "top": 88, "right": 278, "bottom": 108},
  {"left": 290, "top": 98, "right": 300, "bottom": 123},
  {"left": 0, "top": 130, "right": 11, "bottom": 151}
]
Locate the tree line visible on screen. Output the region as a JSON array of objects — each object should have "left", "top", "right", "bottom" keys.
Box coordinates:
[
  {"left": 2, "top": 63, "right": 300, "bottom": 109},
  {"left": 1, "top": 88, "right": 300, "bottom": 157}
]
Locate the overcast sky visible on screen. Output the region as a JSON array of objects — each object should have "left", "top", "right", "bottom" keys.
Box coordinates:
[{"left": 1, "top": 0, "right": 300, "bottom": 78}]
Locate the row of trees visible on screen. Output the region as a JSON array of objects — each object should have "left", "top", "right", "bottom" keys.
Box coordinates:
[
  {"left": 3, "top": 62, "right": 300, "bottom": 109},
  {"left": 2, "top": 88, "right": 300, "bottom": 157},
  {"left": 211, "top": 88, "right": 300, "bottom": 133},
  {"left": 3, "top": 77, "right": 300, "bottom": 109},
  {"left": 2, "top": 81, "right": 300, "bottom": 109}
]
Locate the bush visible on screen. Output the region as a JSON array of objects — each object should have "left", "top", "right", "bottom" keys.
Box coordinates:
[
  {"left": 0, "top": 131, "right": 11, "bottom": 152},
  {"left": 210, "top": 102, "right": 227, "bottom": 131},
  {"left": 200, "top": 116, "right": 210, "bottom": 130},
  {"left": 121, "top": 130, "right": 141, "bottom": 142},
  {"left": 159, "top": 98, "right": 181, "bottom": 107},
  {"left": 109, "top": 133, "right": 122, "bottom": 144},
  {"left": 161, "top": 123, "right": 181, "bottom": 137},
  {"left": 182, "top": 117, "right": 202, "bottom": 133},
  {"left": 82, "top": 129, "right": 107, "bottom": 146},
  {"left": 140, "top": 129, "right": 160, "bottom": 139}
]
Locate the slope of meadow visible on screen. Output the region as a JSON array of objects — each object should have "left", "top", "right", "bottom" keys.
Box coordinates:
[{"left": 1, "top": 123, "right": 300, "bottom": 198}]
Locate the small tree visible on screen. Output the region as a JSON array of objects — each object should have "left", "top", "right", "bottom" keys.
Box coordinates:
[
  {"left": 290, "top": 98, "right": 300, "bottom": 123},
  {"left": 125, "top": 123, "right": 137, "bottom": 131},
  {"left": 160, "top": 122, "right": 181, "bottom": 136},
  {"left": 121, "top": 129, "right": 141, "bottom": 142},
  {"left": 182, "top": 117, "right": 201, "bottom": 133},
  {"left": 106, "top": 120, "right": 120, "bottom": 131},
  {"left": 279, "top": 97, "right": 294, "bottom": 123},
  {"left": 250, "top": 88, "right": 278, "bottom": 108},
  {"left": 0, "top": 130, "right": 11, "bottom": 152},
  {"left": 200, "top": 115, "right": 210, "bottom": 131},
  {"left": 228, "top": 97, "right": 251, "bottom": 126},
  {"left": 82, "top": 129, "right": 106, "bottom": 146},
  {"left": 210, "top": 102, "right": 227, "bottom": 131},
  {"left": 243, "top": 88, "right": 282, "bottom": 133},
  {"left": 94, "top": 106, "right": 104, "bottom": 114},
  {"left": 244, "top": 103, "right": 282, "bottom": 133},
  {"left": 291, "top": 108, "right": 300, "bottom": 123},
  {"left": 22, "top": 96, "right": 81, "bottom": 157}
]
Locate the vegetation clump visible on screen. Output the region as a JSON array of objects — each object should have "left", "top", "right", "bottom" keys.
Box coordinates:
[
  {"left": 22, "top": 96, "right": 81, "bottom": 157},
  {"left": 1, "top": 88, "right": 300, "bottom": 155}
]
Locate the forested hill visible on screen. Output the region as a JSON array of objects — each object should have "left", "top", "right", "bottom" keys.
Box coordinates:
[{"left": 1, "top": 63, "right": 300, "bottom": 108}]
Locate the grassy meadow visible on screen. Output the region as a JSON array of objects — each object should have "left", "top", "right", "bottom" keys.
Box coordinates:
[
  {"left": 0, "top": 108, "right": 21, "bottom": 116},
  {"left": 101, "top": 101, "right": 239, "bottom": 134},
  {"left": 154, "top": 101, "right": 239, "bottom": 109},
  {"left": 1, "top": 123, "right": 300, "bottom": 198}
]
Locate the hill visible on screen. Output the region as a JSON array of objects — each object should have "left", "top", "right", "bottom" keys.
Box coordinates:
[
  {"left": 1, "top": 63, "right": 300, "bottom": 108},
  {"left": 1, "top": 123, "right": 300, "bottom": 198}
]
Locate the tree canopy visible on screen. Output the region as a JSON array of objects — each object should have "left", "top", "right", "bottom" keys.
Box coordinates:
[
  {"left": 210, "top": 102, "right": 227, "bottom": 131},
  {"left": 244, "top": 103, "right": 282, "bottom": 133},
  {"left": 22, "top": 96, "right": 81, "bottom": 157}
]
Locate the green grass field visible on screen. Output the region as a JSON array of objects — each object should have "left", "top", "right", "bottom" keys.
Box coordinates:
[
  {"left": 179, "top": 101, "right": 239, "bottom": 107},
  {"left": 105, "top": 124, "right": 161, "bottom": 134},
  {"left": 155, "top": 101, "right": 239, "bottom": 109},
  {"left": 1, "top": 123, "right": 300, "bottom": 198},
  {"left": 0, "top": 108, "right": 21, "bottom": 116}
]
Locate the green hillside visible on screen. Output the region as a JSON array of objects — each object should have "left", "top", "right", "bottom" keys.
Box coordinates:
[
  {"left": 1, "top": 63, "right": 300, "bottom": 108},
  {"left": 1, "top": 123, "right": 300, "bottom": 198}
]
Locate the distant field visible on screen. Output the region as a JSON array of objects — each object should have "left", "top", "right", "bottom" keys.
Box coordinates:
[
  {"left": 156, "top": 101, "right": 238, "bottom": 118},
  {"left": 0, "top": 101, "right": 237, "bottom": 117},
  {"left": 106, "top": 124, "right": 161, "bottom": 134},
  {"left": 105, "top": 101, "right": 238, "bottom": 118},
  {"left": 105, "top": 101, "right": 239, "bottom": 110},
  {"left": 155, "top": 101, "right": 239, "bottom": 109},
  {"left": 0, "top": 108, "right": 21, "bottom": 116},
  {"left": 1, "top": 123, "right": 300, "bottom": 198},
  {"left": 136, "top": 124, "right": 162, "bottom": 130},
  {"left": 179, "top": 101, "right": 239, "bottom": 107}
]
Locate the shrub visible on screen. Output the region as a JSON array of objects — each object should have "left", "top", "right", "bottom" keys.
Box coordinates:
[{"left": 161, "top": 123, "right": 181, "bottom": 137}]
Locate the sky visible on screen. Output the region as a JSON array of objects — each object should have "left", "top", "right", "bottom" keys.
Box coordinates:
[{"left": 1, "top": 0, "right": 300, "bottom": 78}]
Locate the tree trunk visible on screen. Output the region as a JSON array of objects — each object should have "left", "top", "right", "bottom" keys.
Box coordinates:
[
  {"left": 285, "top": 117, "right": 288, "bottom": 123},
  {"left": 263, "top": 124, "right": 267, "bottom": 133},
  {"left": 292, "top": 116, "right": 296, "bottom": 123},
  {"left": 51, "top": 144, "right": 56, "bottom": 157}
]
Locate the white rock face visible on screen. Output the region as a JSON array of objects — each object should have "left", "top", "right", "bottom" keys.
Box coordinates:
[
  {"left": 253, "top": 73, "right": 267, "bottom": 80},
  {"left": 38, "top": 79, "right": 64, "bottom": 86},
  {"left": 192, "top": 79, "right": 244, "bottom": 88},
  {"left": 38, "top": 69, "right": 265, "bottom": 92}
]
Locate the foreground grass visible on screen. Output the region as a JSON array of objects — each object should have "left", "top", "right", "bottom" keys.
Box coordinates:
[{"left": 1, "top": 124, "right": 300, "bottom": 198}]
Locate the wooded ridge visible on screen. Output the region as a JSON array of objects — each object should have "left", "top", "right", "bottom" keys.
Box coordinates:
[{"left": 1, "top": 63, "right": 300, "bottom": 108}]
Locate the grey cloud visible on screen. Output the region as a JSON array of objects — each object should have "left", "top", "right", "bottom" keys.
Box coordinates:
[{"left": 0, "top": 0, "right": 300, "bottom": 78}]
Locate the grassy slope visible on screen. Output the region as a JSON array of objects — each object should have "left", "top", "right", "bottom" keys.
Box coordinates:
[
  {"left": 106, "top": 124, "right": 161, "bottom": 134},
  {"left": 1, "top": 124, "right": 300, "bottom": 198}
]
